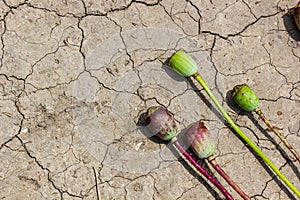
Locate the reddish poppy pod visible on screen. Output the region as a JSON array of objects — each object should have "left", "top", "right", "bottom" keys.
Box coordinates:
[{"left": 184, "top": 122, "right": 216, "bottom": 159}]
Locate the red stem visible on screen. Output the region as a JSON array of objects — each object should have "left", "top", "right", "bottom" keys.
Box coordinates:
[
  {"left": 208, "top": 156, "right": 250, "bottom": 200},
  {"left": 174, "top": 140, "right": 234, "bottom": 200}
]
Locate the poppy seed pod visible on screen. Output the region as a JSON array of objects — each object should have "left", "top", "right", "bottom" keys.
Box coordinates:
[
  {"left": 184, "top": 122, "right": 216, "bottom": 159},
  {"left": 144, "top": 106, "right": 178, "bottom": 140},
  {"left": 169, "top": 50, "right": 198, "bottom": 77},
  {"left": 232, "top": 84, "right": 259, "bottom": 112},
  {"left": 293, "top": 1, "right": 300, "bottom": 30}
]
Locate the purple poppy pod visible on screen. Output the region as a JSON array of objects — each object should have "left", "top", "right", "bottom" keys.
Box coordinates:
[{"left": 144, "top": 106, "right": 178, "bottom": 140}]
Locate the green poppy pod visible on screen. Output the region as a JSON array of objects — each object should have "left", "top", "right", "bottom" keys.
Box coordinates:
[
  {"left": 169, "top": 50, "right": 198, "bottom": 77},
  {"left": 232, "top": 84, "right": 259, "bottom": 112}
]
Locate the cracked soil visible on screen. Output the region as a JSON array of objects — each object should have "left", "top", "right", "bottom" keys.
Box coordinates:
[{"left": 0, "top": 0, "right": 300, "bottom": 199}]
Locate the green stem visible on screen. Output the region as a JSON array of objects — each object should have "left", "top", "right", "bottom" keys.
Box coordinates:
[
  {"left": 255, "top": 107, "right": 300, "bottom": 163},
  {"left": 192, "top": 73, "right": 300, "bottom": 197}
]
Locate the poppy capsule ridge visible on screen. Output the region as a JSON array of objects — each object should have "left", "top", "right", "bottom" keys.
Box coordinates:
[
  {"left": 232, "top": 84, "right": 259, "bottom": 112},
  {"left": 144, "top": 106, "right": 178, "bottom": 140}
]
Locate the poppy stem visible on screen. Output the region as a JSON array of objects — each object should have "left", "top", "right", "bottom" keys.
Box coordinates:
[
  {"left": 172, "top": 139, "right": 234, "bottom": 200},
  {"left": 192, "top": 72, "right": 300, "bottom": 197},
  {"left": 207, "top": 156, "right": 250, "bottom": 200},
  {"left": 254, "top": 107, "right": 300, "bottom": 163}
]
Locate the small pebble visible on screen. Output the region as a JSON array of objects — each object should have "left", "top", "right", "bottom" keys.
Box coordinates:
[{"left": 135, "top": 142, "right": 143, "bottom": 151}]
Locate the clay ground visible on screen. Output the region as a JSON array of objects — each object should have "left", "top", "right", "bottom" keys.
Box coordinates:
[{"left": 0, "top": 0, "right": 299, "bottom": 199}]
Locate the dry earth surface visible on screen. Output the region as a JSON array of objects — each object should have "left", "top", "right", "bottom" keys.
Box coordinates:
[{"left": 0, "top": 0, "right": 300, "bottom": 199}]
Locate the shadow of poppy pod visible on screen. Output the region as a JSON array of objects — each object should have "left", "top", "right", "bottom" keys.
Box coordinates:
[
  {"left": 144, "top": 106, "right": 178, "bottom": 140},
  {"left": 169, "top": 50, "right": 198, "bottom": 77},
  {"left": 184, "top": 122, "right": 216, "bottom": 158},
  {"left": 232, "top": 84, "right": 259, "bottom": 112}
]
